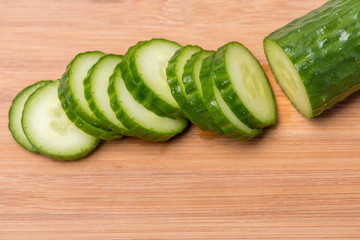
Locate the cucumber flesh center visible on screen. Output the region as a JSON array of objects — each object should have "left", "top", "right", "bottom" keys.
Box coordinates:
[
  {"left": 264, "top": 39, "right": 311, "bottom": 117},
  {"left": 115, "top": 73, "right": 186, "bottom": 133},
  {"left": 136, "top": 42, "right": 181, "bottom": 107},
  {"left": 214, "top": 84, "right": 255, "bottom": 134},
  {"left": 24, "top": 82, "right": 97, "bottom": 154},
  {"left": 226, "top": 44, "right": 275, "bottom": 122},
  {"left": 49, "top": 102, "right": 77, "bottom": 135}
]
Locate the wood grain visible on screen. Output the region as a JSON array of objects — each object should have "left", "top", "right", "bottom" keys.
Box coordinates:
[{"left": 2, "top": 0, "right": 360, "bottom": 239}]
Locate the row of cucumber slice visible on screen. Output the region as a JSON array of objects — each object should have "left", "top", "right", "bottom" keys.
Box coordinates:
[{"left": 9, "top": 38, "right": 277, "bottom": 160}]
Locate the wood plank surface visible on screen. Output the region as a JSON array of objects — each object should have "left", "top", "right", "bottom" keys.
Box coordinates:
[{"left": 2, "top": 0, "right": 360, "bottom": 239}]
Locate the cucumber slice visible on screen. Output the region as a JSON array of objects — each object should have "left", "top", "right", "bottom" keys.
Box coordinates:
[
  {"left": 183, "top": 50, "right": 224, "bottom": 136},
  {"left": 109, "top": 64, "right": 188, "bottom": 142},
  {"left": 167, "top": 45, "right": 214, "bottom": 130},
  {"left": 264, "top": 0, "right": 360, "bottom": 118},
  {"left": 22, "top": 80, "right": 100, "bottom": 160},
  {"left": 58, "top": 51, "right": 121, "bottom": 140},
  {"left": 124, "top": 39, "right": 184, "bottom": 119},
  {"left": 8, "top": 80, "right": 48, "bottom": 152},
  {"left": 84, "top": 54, "right": 132, "bottom": 136},
  {"left": 201, "top": 53, "right": 262, "bottom": 140},
  {"left": 213, "top": 42, "right": 277, "bottom": 128}
]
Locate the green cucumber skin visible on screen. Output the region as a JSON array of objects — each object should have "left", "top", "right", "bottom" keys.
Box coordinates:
[
  {"left": 265, "top": 0, "right": 360, "bottom": 118},
  {"left": 213, "top": 42, "right": 277, "bottom": 128},
  {"left": 200, "top": 54, "right": 262, "bottom": 140},
  {"left": 125, "top": 39, "right": 185, "bottom": 119},
  {"left": 83, "top": 54, "right": 132, "bottom": 136},
  {"left": 182, "top": 50, "right": 224, "bottom": 136},
  {"left": 59, "top": 60, "right": 121, "bottom": 141},
  {"left": 109, "top": 65, "right": 188, "bottom": 142},
  {"left": 166, "top": 45, "right": 211, "bottom": 130},
  {"left": 8, "top": 80, "right": 48, "bottom": 153}
]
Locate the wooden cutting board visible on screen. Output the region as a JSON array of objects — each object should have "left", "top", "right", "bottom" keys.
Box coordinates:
[{"left": 2, "top": 0, "right": 360, "bottom": 239}]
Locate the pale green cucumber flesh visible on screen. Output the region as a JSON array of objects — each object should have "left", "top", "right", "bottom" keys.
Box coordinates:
[
  {"left": 109, "top": 65, "right": 188, "bottom": 142},
  {"left": 22, "top": 80, "right": 100, "bottom": 160},
  {"left": 133, "top": 39, "right": 181, "bottom": 107},
  {"left": 8, "top": 80, "right": 48, "bottom": 152},
  {"left": 84, "top": 54, "right": 131, "bottom": 136},
  {"left": 265, "top": 0, "right": 360, "bottom": 118},
  {"left": 166, "top": 45, "right": 212, "bottom": 130},
  {"left": 126, "top": 39, "right": 184, "bottom": 118},
  {"left": 264, "top": 39, "right": 311, "bottom": 117},
  {"left": 122, "top": 42, "right": 170, "bottom": 116},
  {"left": 213, "top": 42, "right": 277, "bottom": 128}
]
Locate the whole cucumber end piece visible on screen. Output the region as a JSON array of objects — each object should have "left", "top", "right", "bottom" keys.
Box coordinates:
[{"left": 264, "top": 38, "right": 312, "bottom": 118}]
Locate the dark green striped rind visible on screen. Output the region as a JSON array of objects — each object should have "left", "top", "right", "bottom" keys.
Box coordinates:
[
  {"left": 125, "top": 39, "right": 184, "bottom": 119},
  {"left": 166, "top": 45, "right": 212, "bottom": 130},
  {"left": 213, "top": 42, "right": 277, "bottom": 128},
  {"left": 200, "top": 54, "right": 262, "bottom": 140},
  {"left": 109, "top": 65, "right": 188, "bottom": 142},
  {"left": 265, "top": 0, "right": 360, "bottom": 118},
  {"left": 182, "top": 50, "right": 224, "bottom": 136},
  {"left": 84, "top": 54, "right": 132, "bottom": 136},
  {"left": 9, "top": 80, "right": 48, "bottom": 153},
  {"left": 59, "top": 58, "right": 121, "bottom": 140}
]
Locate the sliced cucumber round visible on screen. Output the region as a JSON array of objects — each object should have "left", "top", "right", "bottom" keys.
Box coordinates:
[
  {"left": 84, "top": 54, "right": 132, "bottom": 136},
  {"left": 201, "top": 53, "right": 262, "bottom": 140},
  {"left": 166, "top": 45, "right": 213, "bottom": 130},
  {"left": 109, "top": 64, "right": 188, "bottom": 142},
  {"left": 58, "top": 51, "right": 121, "bottom": 140},
  {"left": 182, "top": 50, "right": 224, "bottom": 136},
  {"left": 124, "top": 39, "right": 184, "bottom": 119},
  {"left": 212, "top": 42, "right": 277, "bottom": 128},
  {"left": 22, "top": 80, "right": 100, "bottom": 160},
  {"left": 8, "top": 80, "right": 48, "bottom": 153}
]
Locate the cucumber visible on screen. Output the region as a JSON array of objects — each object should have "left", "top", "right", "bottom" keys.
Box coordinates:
[
  {"left": 182, "top": 50, "right": 224, "bottom": 136},
  {"left": 200, "top": 53, "right": 262, "bottom": 140},
  {"left": 58, "top": 51, "right": 121, "bottom": 140},
  {"left": 109, "top": 64, "right": 188, "bottom": 142},
  {"left": 22, "top": 80, "right": 100, "bottom": 160},
  {"left": 213, "top": 42, "right": 277, "bottom": 128},
  {"left": 264, "top": 0, "right": 360, "bottom": 118},
  {"left": 84, "top": 54, "right": 132, "bottom": 136},
  {"left": 123, "top": 39, "right": 184, "bottom": 119},
  {"left": 167, "top": 45, "right": 213, "bottom": 130},
  {"left": 8, "top": 80, "right": 48, "bottom": 153}
]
